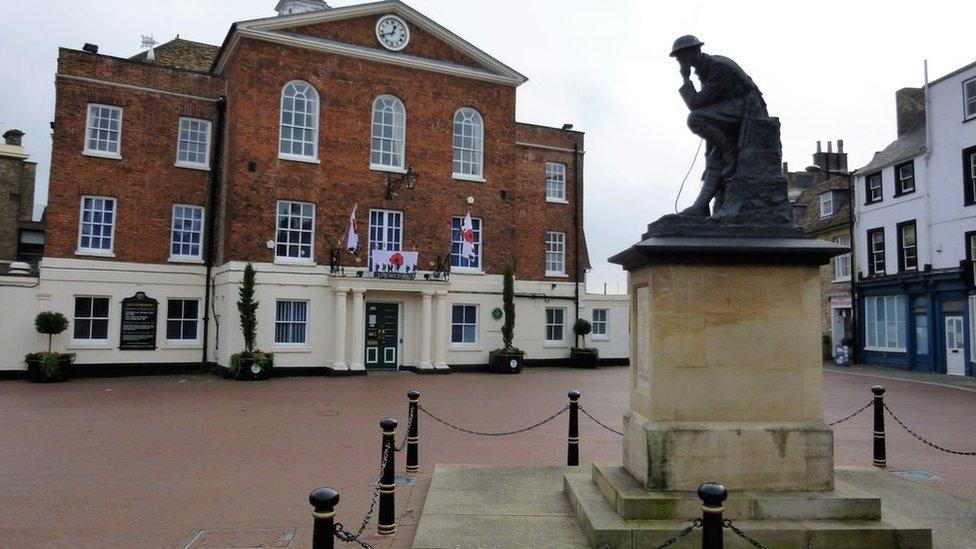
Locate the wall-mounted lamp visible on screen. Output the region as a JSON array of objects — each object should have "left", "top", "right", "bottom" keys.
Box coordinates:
[{"left": 385, "top": 167, "right": 420, "bottom": 199}]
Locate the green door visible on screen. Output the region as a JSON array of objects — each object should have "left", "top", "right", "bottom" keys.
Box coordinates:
[{"left": 365, "top": 303, "right": 399, "bottom": 370}]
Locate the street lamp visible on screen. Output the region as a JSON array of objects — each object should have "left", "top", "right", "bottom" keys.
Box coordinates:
[{"left": 385, "top": 167, "right": 420, "bottom": 199}]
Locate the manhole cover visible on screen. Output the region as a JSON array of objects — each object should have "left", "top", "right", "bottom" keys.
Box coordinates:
[
  {"left": 892, "top": 470, "right": 941, "bottom": 480},
  {"left": 183, "top": 527, "right": 297, "bottom": 548},
  {"left": 395, "top": 475, "right": 415, "bottom": 486}
]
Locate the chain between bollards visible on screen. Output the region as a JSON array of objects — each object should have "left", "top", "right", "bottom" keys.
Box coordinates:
[
  {"left": 567, "top": 390, "right": 581, "bottom": 466},
  {"left": 377, "top": 417, "right": 398, "bottom": 536},
  {"left": 309, "top": 486, "right": 339, "bottom": 549},
  {"left": 872, "top": 385, "right": 886, "bottom": 468},
  {"left": 405, "top": 390, "right": 420, "bottom": 472}
]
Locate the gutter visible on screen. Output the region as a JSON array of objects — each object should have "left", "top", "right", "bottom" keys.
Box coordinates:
[{"left": 202, "top": 96, "right": 227, "bottom": 369}]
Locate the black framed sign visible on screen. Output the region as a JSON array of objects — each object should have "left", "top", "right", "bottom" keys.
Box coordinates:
[{"left": 119, "top": 292, "right": 158, "bottom": 350}]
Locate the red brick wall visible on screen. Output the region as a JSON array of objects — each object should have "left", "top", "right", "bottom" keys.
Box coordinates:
[{"left": 45, "top": 50, "right": 223, "bottom": 262}]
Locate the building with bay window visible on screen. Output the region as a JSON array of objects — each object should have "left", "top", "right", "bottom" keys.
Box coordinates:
[
  {"left": 0, "top": 0, "right": 630, "bottom": 374},
  {"left": 852, "top": 60, "right": 976, "bottom": 376}
]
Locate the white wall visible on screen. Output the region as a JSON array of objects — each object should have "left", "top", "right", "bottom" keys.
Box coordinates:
[
  {"left": 580, "top": 293, "right": 629, "bottom": 360},
  {"left": 0, "top": 276, "right": 45, "bottom": 370}
]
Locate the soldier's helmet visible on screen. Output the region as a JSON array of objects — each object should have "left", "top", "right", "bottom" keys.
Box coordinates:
[{"left": 670, "top": 35, "right": 704, "bottom": 57}]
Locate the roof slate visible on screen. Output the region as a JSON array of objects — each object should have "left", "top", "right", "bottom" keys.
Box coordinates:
[
  {"left": 794, "top": 176, "right": 851, "bottom": 236},
  {"left": 129, "top": 38, "right": 220, "bottom": 73},
  {"left": 855, "top": 124, "right": 926, "bottom": 175}
]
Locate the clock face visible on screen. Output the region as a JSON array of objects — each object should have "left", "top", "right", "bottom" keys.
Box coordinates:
[{"left": 376, "top": 15, "right": 410, "bottom": 51}]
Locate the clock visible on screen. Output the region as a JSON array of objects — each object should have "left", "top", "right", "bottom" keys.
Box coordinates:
[{"left": 375, "top": 15, "right": 410, "bottom": 52}]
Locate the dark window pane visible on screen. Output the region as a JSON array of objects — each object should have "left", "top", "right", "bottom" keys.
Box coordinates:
[
  {"left": 91, "top": 319, "right": 109, "bottom": 340},
  {"left": 74, "top": 319, "right": 90, "bottom": 339}
]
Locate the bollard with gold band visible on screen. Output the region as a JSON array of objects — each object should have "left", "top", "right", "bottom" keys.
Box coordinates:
[
  {"left": 872, "top": 385, "right": 887, "bottom": 468},
  {"left": 567, "top": 390, "right": 581, "bottom": 466},
  {"left": 309, "top": 486, "right": 339, "bottom": 549},
  {"left": 406, "top": 390, "right": 421, "bottom": 473},
  {"left": 377, "top": 417, "right": 398, "bottom": 535},
  {"left": 698, "top": 481, "right": 727, "bottom": 549}
]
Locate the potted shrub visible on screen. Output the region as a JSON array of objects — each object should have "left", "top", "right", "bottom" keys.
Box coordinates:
[
  {"left": 489, "top": 265, "right": 524, "bottom": 374},
  {"left": 570, "top": 317, "right": 599, "bottom": 368},
  {"left": 24, "top": 311, "right": 75, "bottom": 382},
  {"left": 228, "top": 263, "right": 274, "bottom": 380}
]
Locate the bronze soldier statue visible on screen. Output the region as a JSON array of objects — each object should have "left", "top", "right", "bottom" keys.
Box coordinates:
[{"left": 671, "top": 35, "right": 768, "bottom": 217}]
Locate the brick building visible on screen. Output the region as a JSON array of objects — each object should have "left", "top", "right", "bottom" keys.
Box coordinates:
[
  {"left": 787, "top": 141, "right": 852, "bottom": 358},
  {"left": 27, "top": 0, "right": 628, "bottom": 373},
  {"left": 0, "top": 129, "right": 42, "bottom": 272}
]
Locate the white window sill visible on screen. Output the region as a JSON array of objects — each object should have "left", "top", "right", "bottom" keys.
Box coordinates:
[
  {"left": 450, "top": 345, "right": 482, "bottom": 352},
  {"left": 546, "top": 272, "right": 569, "bottom": 278},
  {"left": 169, "top": 257, "right": 204, "bottom": 264},
  {"left": 544, "top": 342, "right": 569, "bottom": 348},
  {"left": 76, "top": 249, "right": 116, "bottom": 258},
  {"left": 452, "top": 173, "right": 486, "bottom": 183},
  {"left": 278, "top": 154, "right": 321, "bottom": 164},
  {"left": 546, "top": 198, "right": 569, "bottom": 204},
  {"left": 863, "top": 347, "right": 907, "bottom": 353},
  {"left": 174, "top": 162, "right": 211, "bottom": 172},
  {"left": 452, "top": 267, "right": 484, "bottom": 275},
  {"left": 592, "top": 336, "right": 610, "bottom": 342},
  {"left": 273, "top": 345, "right": 311, "bottom": 353},
  {"left": 82, "top": 150, "right": 122, "bottom": 160},
  {"left": 370, "top": 164, "right": 406, "bottom": 174},
  {"left": 67, "top": 342, "right": 112, "bottom": 350},
  {"left": 274, "top": 258, "right": 317, "bottom": 266},
  {"left": 832, "top": 277, "right": 851, "bottom": 283},
  {"left": 162, "top": 341, "right": 202, "bottom": 349}
]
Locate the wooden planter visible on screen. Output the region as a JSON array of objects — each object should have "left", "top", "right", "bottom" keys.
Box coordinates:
[
  {"left": 489, "top": 350, "right": 524, "bottom": 374},
  {"left": 25, "top": 354, "right": 74, "bottom": 383}
]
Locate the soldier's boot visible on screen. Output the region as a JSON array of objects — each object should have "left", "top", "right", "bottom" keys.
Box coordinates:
[
  {"left": 687, "top": 116, "right": 738, "bottom": 177},
  {"left": 679, "top": 173, "right": 721, "bottom": 217}
]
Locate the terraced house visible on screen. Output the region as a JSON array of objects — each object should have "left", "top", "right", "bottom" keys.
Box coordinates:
[{"left": 6, "top": 0, "right": 630, "bottom": 374}]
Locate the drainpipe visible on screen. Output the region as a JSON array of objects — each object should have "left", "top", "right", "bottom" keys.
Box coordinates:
[
  {"left": 848, "top": 172, "right": 858, "bottom": 364},
  {"left": 202, "top": 96, "right": 227, "bottom": 370},
  {"left": 573, "top": 140, "right": 581, "bottom": 348}
]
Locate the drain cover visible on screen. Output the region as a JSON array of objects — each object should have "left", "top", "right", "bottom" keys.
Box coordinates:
[
  {"left": 183, "top": 527, "right": 297, "bottom": 548},
  {"left": 395, "top": 475, "right": 416, "bottom": 486},
  {"left": 893, "top": 470, "right": 941, "bottom": 480}
]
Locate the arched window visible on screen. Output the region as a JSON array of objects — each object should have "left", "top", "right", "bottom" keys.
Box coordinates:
[
  {"left": 279, "top": 80, "right": 319, "bottom": 160},
  {"left": 370, "top": 95, "right": 406, "bottom": 170},
  {"left": 452, "top": 107, "right": 484, "bottom": 179}
]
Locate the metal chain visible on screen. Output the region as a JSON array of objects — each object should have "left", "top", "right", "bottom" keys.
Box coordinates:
[
  {"left": 828, "top": 400, "right": 873, "bottom": 426},
  {"left": 333, "top": 443, "right": 393, "bottom": 547},
  {"left": 578, "top": 406, "right": 624, "bottom": 436},
  {"left": 418, "top": 404, "right": 569, "bottom": 436},
  {"left": 652, "top": 518, "right": 701, "bottom": 548},
  {"left": 884, "top": 404, "right": 976, "bottom": 456},
  {"left": 395, "top": 407, "right": 414, "bottom": 452},
  {"left": 723, "top": 519, "right": 768, "bottom": 548}
]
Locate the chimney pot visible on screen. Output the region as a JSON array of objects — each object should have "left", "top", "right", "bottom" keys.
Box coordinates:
[
  {"left": 82, "top": 43, "right": 99, "bottom": 54},
  {"left": 816, "top": 140, "right": 822, "bottom": 153},
  {"left": 827, "top": 141, "right": 833, "bottom": 153},
  {"left": 838, "top": 139, "right": 844, "bottom": 153},
  {"left": 3, "top": 129, "right": 24, "bottom": 147},
  {"left": 782, "top": 161, "right": 789, "bottom": 173}
]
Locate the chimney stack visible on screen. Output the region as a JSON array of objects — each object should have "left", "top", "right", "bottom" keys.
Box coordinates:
[
  {"left": 3, "top": 129, "right": 24, "bottom": 147},
  {"left": 895, "top": 88, "right": 926, "bottom": 136},
  {"left": 811, "top": 138, "right": 848, "bottom": 175}
]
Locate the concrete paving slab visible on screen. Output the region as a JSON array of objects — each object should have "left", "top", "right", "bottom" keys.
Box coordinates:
[{"left": 412, "top": 515, "right": 590, "bottom": 549}]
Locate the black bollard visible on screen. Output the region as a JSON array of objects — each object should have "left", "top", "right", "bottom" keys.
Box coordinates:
[
  {"left": 567, "top": 390, "right": 581, "bottom": 466},
  {"left": 377, "top": 417, "right": 398, "bottom": 535},
  {"left": 309, "top": 486, "right": 339, "bottom": 549},
  {"left": 872, "top": 385, "right": 886, "bottom": 468},
  {"left": 406, "top": 390, "right": 421, "bottom": 473},
  {"left": 698, "top": 482, "right": 727, "bottom": 549}
]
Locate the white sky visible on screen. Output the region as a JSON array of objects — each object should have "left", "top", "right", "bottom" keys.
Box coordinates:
[{"left": 0, "top": 1, "right": 971, "bottom": 292}]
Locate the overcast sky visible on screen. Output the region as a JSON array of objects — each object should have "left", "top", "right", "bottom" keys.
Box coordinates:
[{"left": 0, "top": 1, "right": 970, "bottom": 291}]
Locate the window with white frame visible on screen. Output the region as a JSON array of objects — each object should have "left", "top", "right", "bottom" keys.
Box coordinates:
[
  {"left": 279, "top": 80, "right": 319, "bottom": 160},
  {"left": 965, "top": 146, "right": 976, "bottom": 206},
  {"left": 819, "top": 192, "right": 833, "bottom": 218},
  {"left": 545, "top": 231, "right": 566, "bottom": 275},
  {"left": 370, "top": 95, "right": 405, "bottom": 170},
  {"left": 867, "top": 228, "right": 885, "bottom": 275},
  {"left": 276, "top": 201, "right": 315, "bottom": 261},
  {"left": 591, "top": 308, "right": 608, "bottom": 338},
  {"left": 176, "top": 117, "right": 211, "bottom": 168},
  {"left": 451, "top": 304, "right": 477, "bottom": 344},
  {"left": 78, "top": 196, "right": 116, "bottom": 253},
  {"left": 965, "top": 77, "right": 976, "bottom": 120},
  {"left": 833, "top": 235, "right": 851, "bottom": 281},
  {"left": 275, "top": 300, "right": 308, "bottom": 345},
  {"left": 368, "top": 209, "right": 402, "bottom": 264},
  {"left": 898, "top": 221, "right": 918, "bottom": 271},
  {"left": 546, "top": 162, "right": 567, "bottom": 202},
  {"left": 166, "top": 299, "right": 199, "bottom": 343},
  {"left": 969, "top": 233, "right": 976, "bottom": 286},
  {"left": 545, "top": 307, "right": 565, "bottom": 342},
  {"left": 73, "top": 296, "right": 110, "bottom": 342},
  {"left": 864, "top": 295, "right": 906, "bottom": 351},
  {"left": 452, "top": 107, "right": 484, "bottom": 179},
  {"left": 84, "top": 104, "right": 122, "bottom": 157},
  {"left": 865, "top": 172, "right": 882, "bottom": 204},
  {"left": 970, "top": 295, "right": 976, "bottom": 362},
  {"left": 170, "top": 205, "right": 204, "bottom": 260},
  {"left": 895, "top": 161, "right": 915, "bottom": 195},
  {"left": 450, "top": 216, "right": 481, "bottom": 270}
]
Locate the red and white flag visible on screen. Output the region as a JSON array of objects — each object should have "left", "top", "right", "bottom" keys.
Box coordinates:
[
  {"left": 346, "top": 203, "right": 359, "bottom": 253},
  {"left": 460, "top": 211, "right": 476, "bottom": 261}
]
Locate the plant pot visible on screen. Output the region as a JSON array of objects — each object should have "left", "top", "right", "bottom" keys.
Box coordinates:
[
  {"left": 489, "top": 350, "right": 524, "bottom": 374},
  {"left": 570, "top": 348, "right": 599, "bottom": 369},
  {"left": 231, "top": 352, "right": 274, "bottom": 381},
  {"left": 25, "top": 353, "right": 74, "bottom": 383}
]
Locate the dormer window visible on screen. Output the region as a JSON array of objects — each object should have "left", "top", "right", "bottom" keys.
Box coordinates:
[{"left": 819, "top": 192, "right": 834, "bottom": 218}]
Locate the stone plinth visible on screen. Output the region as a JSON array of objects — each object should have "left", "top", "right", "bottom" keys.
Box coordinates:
[{"left": 610, "top": 236, "right": 846, "bottom": 492}]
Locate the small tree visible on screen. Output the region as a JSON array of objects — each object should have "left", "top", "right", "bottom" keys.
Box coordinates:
[
  {"left": 35, "top": 312, "right": 69, "bottom": 353},
  {"left": 238, "top": 263, "right": 258, "bottom": 353},
  {"left": 573, "top": 317, "right": 592, "bottom": 349},
  {"left": 501, "top": 264, "right": 516, "bottom": 350}
]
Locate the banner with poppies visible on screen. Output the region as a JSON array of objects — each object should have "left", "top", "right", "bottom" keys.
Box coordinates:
[{"left": 370, "top": 249, "right": 419, "bottom": 280}]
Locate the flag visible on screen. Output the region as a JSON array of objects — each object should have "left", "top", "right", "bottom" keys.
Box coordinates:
[
  {"left": 460, "top": 211, "right": 476, "bottom": 261},
  {"left": 346, "top": 204, "right": 359, "bottom": 253}
]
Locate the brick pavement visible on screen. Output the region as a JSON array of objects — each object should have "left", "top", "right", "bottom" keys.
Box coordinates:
[{"left": 0, "top": 366, "right": 973, "bottom": 548}]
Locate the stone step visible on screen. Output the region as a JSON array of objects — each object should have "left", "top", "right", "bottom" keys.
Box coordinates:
[
  {"left": 564, "top": 473, "right": 932, "bottom": 548},
  {"left": 592, "top": 463, "right": 881, "bottom": 521}
]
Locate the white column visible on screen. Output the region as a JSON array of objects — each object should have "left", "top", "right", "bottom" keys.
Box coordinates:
[
  {"left": 434, "top": 291, "right": 449, "bottom": 369},
  {"left": 419, "top": 291, "right": 433, "bottom": 370},
  {"left": 349, "top": 289, "right": 365, "bottom": 371},
  {"left": 333, "top": 288, "right": 348, "bottom": 371}
]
